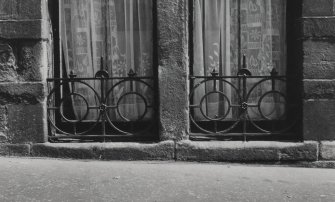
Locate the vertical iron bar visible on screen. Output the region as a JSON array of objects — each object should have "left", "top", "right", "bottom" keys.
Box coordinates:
[
  {"left": 100, "top": 57, "right": 106, "bottom": 139},
  {"left": 242, "top": 75, "right": 247, "bottom": 142},
  {"left": 242, "top": 55, "right": 247, "bottom": 141}
]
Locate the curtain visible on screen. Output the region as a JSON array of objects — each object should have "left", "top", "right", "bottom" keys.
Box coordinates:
[
  {"left": 61, "top": 0, "right": 153, "bottom": 121},
  {"left": 193, "top": 0, "right": 286, "bottom": 120}
]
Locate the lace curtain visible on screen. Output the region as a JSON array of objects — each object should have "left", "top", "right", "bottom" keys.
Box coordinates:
[
  {"left": 61, "top": 0, "right": 153, "bottom": 121},
  {"left": 193, "top": 0, "right": 286, "bottom": 120}
]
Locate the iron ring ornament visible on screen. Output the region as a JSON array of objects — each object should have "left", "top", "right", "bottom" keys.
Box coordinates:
[
  {"left": 47, "top": 64, "right": 155, "bottom": 141},
  {"left": 189, "top": 67, "right": 298, "bottom": 137}
]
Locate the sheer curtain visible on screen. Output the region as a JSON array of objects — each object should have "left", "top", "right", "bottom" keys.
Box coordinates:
[
  {"left": 193, "top": 0, "right": 286, "bottom": 120},
  {"left": 61, "top": 0, "right": 153, "bottom": 121}
]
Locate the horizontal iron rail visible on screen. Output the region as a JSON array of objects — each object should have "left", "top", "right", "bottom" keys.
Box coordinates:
[
  {"left": 47, "top": 76, "right": 154, "bottom": 81},
  {"left": 190, "top": 75, "right": 286, "bottom": 79}
]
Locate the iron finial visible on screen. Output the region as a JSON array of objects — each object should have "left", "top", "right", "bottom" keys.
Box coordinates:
[
  {"left": 271, "top": 68, "right": 278, "bottom": 76},
  {"left": 128, "top": 69, "right": 137, "bottom": 77},
  {"left": 211, "top": 69, "right": 219, "bottom": 77},
  {"left": 69, "top": 71, "right": 77, "bottom": 79}
]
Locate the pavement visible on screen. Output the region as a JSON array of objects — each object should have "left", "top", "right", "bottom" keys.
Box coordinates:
[{"left": 0, "top": 157, "right": 334, "bottom": 202}]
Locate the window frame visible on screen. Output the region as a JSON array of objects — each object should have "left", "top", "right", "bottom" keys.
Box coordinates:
[
  {"left": 48, "top": 0, "right": 159, "bottom": 142},
  {"left": 188, "top": 0, "right": 303, "bottom": 141}
]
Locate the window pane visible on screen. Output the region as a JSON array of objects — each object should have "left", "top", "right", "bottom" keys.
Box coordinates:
[
  {"left": 60, "top": 0, "right": 153, "bottom": 122},
  {"left": 192, "top": 0, "right": 286, "bottom": 121}
]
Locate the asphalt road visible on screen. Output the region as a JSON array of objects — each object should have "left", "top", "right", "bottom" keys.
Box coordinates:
[{"left": 0, "top": 157, "right": 334, "bottom": 202}]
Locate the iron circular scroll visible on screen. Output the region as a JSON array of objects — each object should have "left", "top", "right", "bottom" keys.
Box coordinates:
[
  {"left": 116, "top": 92, "right": 148, "bottom": 122},
  {"left": 189, "top": 78, "right": 242, "bottom": 134},
  {"left": 257, "top": 90, "right": 287, "bottom": 120},
  {"left": 47, "top": 81, "right": 101, "bottom": 136},
  {"left": 104, "top": 79, "right": 155, "bottom": 135},
  {"left": 59, "top": 93, "right": 90, "bottom": 123},
  {"left": 199, "top": 91, "right": 231, "bottom": 121}
]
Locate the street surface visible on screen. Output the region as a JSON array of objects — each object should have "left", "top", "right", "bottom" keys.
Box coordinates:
[{"left": 0, "top": 157, "right": 334, "bottom": 202}]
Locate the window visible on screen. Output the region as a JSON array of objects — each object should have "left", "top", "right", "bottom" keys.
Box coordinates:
[
  {"left": 47, "top": 0, "right": 157, "bottom": 142},
  {"left": 189, "top": 0, "right": 300, "bottom": 140}
]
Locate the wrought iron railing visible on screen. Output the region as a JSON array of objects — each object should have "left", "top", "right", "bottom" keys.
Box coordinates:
[
  {"left": 47, "top": 64, "right": 156, "bottom": 142},
  {"left": 189, "top": 63, "right": 297, "bottom": 141}
]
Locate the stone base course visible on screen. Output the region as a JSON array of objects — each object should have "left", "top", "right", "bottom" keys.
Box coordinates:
[
  {"left": 1, "top": 141, "right": 335, "bottom": 165},
  {"left": 0, "top": 144, "right": 30, "bottom": 156},
  {"left": 320, "top": 141, "right": 335, "bottom": 160},
  {"left": 31, "top": 141, "right": 175, "bottom": 160},
  {"left": 176, "top": 141, "right": 319, "bottom": 162}
]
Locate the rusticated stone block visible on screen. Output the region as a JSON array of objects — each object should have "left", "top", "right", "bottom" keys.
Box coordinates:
[
  {"left": 176, "top": 141, "right": 318, "bottom": 162},
  {"left": 303, "top": 17, "right": 335, "bottom": 38},
  {"left": 0, "top": 0, "right": 46, "bottom": 20},
  {"left": 303, "top": 40, "right": 335, "bottom": 63},
  {"left": 0, "top": 20, "right": 49, "bottom": 39},
  {"left": 31, "top": 141, "right": 175, "bottom": 160},
  {"left": 0, "top": 40, "right": 48, "bottom": 82},
  {"left": 0, "top": 82, "right": 45, "bottom": 105},
  {"left": 304, "top": 80, "right": 335, "bottom": 99},
  {"left": 303, "top": 0, "right": 334, "bottom": 16},
  {"left": 303, "top": 40, "right": 335, "bottom": 79},
  {"left": 157, "top": 0, "right": 189, "bottom": 141},
  {"left": 18, "top": 41, "right": 48, "bottom": 81},
  {"left": 7, "top": 103, "right": 47, "bottom": 143},
  {"left": 303, "top": 100, "right": 335, "bottom": 141},
  {"left": 0, "top": 43, "right": 18, "bottom": 82},
  {"left": 304, "top": 62, "right": 335, "bottom": 79},
  {"left": 320, "top": 141, "right": 335, "bottom": 160}
]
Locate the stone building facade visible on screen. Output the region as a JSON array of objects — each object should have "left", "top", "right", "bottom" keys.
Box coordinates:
[{"left": 0, "top": 0, "right": 334, "bottom": 163}]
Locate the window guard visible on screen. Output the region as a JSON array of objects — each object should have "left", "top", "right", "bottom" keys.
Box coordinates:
[
  {"left": 47, "top": 59, "right": 156, "bottom": 142},
  {"left": 189, "top": 56, "right": 298, "bottom": 141}
]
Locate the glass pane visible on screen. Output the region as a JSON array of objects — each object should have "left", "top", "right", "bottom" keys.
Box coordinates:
[
  {"left": 192, "top": 0, "right": 287, "bottom": 121},
  {"left": 60, "top": 0, "right": 153, "bottom": 122}
]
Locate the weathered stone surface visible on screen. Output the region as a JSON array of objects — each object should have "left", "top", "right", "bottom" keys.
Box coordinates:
[
  {"left": 0, "top": 0, "right": 46, "bottom": 20},
  {"left": 320, "top": 141, "right": 335, "bottom": 160},
  {"left": 31, "top": 143, "right": 101, "bottom": 159},
  {"left": 304, "top": 62, "right": 335, "bottom": 79},
  {"left": 0, "top": 132, "right": 7, "bottom": 143},
  {"left": 18, "top": 41, "right": 48, "bottom": 81},
  {"left": 176, "top": 141, "right": 318, "bottom": 162},
  {"left": 304, "top": 80, "right": 335, "bottom": 99},
  {"left": 157, "top": 0, "right": 189, "bottom": 141},
  {"left": 0, "top": 106, "right": 8, "bottom": 143},
  {"left": 7, "top": 103, "right": 47, "bottom": 143},
  {"left": 101, "top": 141, "right": 175, "bottom": 160},
  {"left": 31, "top": 141, "right": 175, "bottom": 160},
  {"left": 303, "top": 17, "right": 335, "bottom": 38},
  {"left": 303, "top": 40, "right": 335, "bottom": 63},
  {"left": 303, "top": 100, "right": 335, "bottom": 141},
  {"left": 0, "top": 144, "right": 30, "bottom": 156},
  {"left": 0, "top": 43, "right": 18, "bottom": 82},
  {"left": 0, "top": 82, "right": 45, "bottom": 105},
  {"left": 279, "top": 142, "right": 318, "bottom": 161},
  {"left": 0, "top": 40, "right": 48, "bottom": 82},
  {"left": 303, "top": 40, "right": 335, "bottom": 79},
  {"left": 303, "top": 0, "right": 334, "bottom": 16},
  {"left": 0, "top": 20, "right": 49, "bottom": 39}
]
